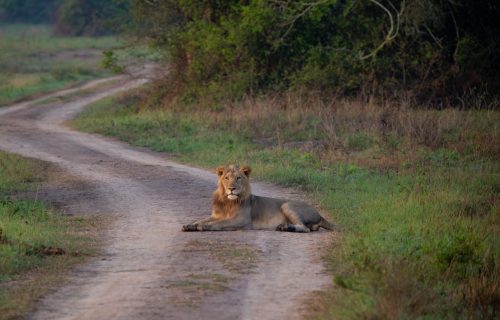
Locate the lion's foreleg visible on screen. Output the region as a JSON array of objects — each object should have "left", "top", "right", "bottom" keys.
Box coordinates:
[
  {"left": 200, "top": 216, "right": 249, "bottom": 231},
  {"left": 182, "top": 216, "right": 216, "bottom": 232},
  {"left": 194, "top": 216, "right": 217, "bottom": 225},
  {"left": 182, "top": 217, "right": 247, "bottom": 231}
]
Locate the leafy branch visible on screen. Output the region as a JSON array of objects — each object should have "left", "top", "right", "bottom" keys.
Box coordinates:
[{"left": 359, "top": 0, "right": 405, "bottom": 60}]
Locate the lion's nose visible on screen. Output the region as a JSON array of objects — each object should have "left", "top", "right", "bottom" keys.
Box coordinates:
[{"left": 228, "top": 187, "right": 236, "bottom": 191}]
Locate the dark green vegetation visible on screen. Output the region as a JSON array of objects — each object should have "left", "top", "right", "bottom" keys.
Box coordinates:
[
  {"left": 0, "top": 24, "right": 120, "bottom": 106},
  {"left": 0, "top": 0, "right": 129, "bottom": 36},
  {"left": 0, "top": 151, "right": 101, "bottom": 319},
  {"left": 0, "top": 0, "right": 61, "bottom": 23},
  {"left": 132, "top": 0, "right": 500, "bottom": 106},
  {"left": 54, "top": 0, "right": 129, "bottom": 36},
  {"left": 74, "top": 90, "right": 499, "bottom": 318}
]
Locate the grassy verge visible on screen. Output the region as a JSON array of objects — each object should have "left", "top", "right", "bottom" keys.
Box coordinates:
[
  {"left": 73, "top": 90, "right": 499, "bottom": 319},
  {"left": 0, "top": 152, "right": 101, "bottom": 319},
  {"left": 0, "top": 24, "right": 120, "bottom": 106}
]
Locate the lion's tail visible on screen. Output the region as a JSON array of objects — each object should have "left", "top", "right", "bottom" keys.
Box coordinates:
[{"left": 319, "top": 217, "right": 340, "bottom": 231}]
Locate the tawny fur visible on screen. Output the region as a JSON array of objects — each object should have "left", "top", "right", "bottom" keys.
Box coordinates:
[
  {"left": 211, "top": 192, "right": 243, "bottom": 219},
  {"left": 211, "top": 165, "right": 251, "bottom": 220},
  {"left": 182, "top": 165, "right": 337, "bottom": 232}
]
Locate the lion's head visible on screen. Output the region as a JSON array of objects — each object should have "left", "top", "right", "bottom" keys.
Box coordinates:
[{"left": 215, "top": 165, "right": 252, "bottom": 202}]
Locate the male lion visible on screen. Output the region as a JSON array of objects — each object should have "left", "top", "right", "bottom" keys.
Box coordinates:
[{"left": 182, "top": 165, "right": 336, "bottom": 232}]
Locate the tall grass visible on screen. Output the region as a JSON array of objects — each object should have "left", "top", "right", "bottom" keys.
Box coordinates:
[{"left": 73, "top": 89, "right": 499, "bottom": 318}]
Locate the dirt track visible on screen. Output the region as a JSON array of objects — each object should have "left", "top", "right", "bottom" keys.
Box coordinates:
[{"left": 0, "top": 74, "right": 333, "bottom": 320}]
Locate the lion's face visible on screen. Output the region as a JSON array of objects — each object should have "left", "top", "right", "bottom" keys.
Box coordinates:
[{"left": 216, "top": 165, "right": 251, "bottom": 201}]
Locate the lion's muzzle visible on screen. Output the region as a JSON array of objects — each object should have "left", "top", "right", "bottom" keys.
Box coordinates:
[
  {"left": 227, "top": 187, "right": 240, "bottom": 200},
  {"left": 227, "top": 192, "right": 240, "bottom": 200}
]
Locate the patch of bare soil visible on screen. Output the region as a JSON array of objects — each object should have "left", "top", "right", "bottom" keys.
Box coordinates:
[{"left": 0, "top": 74, "right": 334, "bottom": 320}]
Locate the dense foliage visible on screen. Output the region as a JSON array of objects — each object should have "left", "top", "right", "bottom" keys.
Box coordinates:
[
  {"left": 54, "top": 0, "right": 130, "bottom": 36},
  {"left": 0, "top": 0, "right": 129, "bottom": 36},
  {"left": 0, "top": 0, "right": 62, "bottom": 23},
  {"left": 132, "top": 0, "right": 500, "bottom": 106}
]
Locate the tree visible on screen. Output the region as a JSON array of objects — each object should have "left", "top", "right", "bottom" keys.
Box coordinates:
[
  {"left": 131, "top": 0, "right": 500, "bottom": 105},
  {"left": 54, "top": 0, "right": 130, "bottom": 36},
  {"left": 0, "top": 0, "right": 62, "bottom": 23}
]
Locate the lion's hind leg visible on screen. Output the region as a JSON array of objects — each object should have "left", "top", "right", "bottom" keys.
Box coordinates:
[
  {"left": 277, "top": 203, "right": 311, "bottom": 233},
  {"left": 308, "top": 223, "right": 321, "bottom": 231}
]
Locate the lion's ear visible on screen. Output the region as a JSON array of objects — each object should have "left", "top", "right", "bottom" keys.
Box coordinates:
[
  {"left": 216, "top": 166, "right": 225, "bottom": 177},
  {"left": 240, "top": 166, "right": 252, "bottom": 177}
]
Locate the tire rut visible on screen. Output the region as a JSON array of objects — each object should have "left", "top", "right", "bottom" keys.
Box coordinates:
[{"left": 0, "top": 76, "right": 333, "bottom": 320}]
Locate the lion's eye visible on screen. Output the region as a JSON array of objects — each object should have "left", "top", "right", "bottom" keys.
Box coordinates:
[{"left": 224, "top": 176, "right": 229, "bottom": 180}]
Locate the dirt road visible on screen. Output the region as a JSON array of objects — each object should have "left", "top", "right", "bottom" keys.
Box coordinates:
[{"left": 0, "top": 75, "right": 333, "bottom": 320}]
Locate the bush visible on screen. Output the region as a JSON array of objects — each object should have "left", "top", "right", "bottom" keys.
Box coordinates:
[
  {"left": 131, "top": 0, "right": 500, "bottom": 106},
  {"left": 0, "top": 0, "right": 62, "bottom": 23},
  {"left": 54, "top": 0, "right": 129, "bottom": 36}
]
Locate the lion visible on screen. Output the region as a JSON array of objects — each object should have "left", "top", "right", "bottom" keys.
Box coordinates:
[{"left": 182, "top": 165, "right": 337, "bottom": 232}]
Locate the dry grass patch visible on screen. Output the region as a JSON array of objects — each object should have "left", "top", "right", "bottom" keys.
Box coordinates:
[{"left": 138, "top": 88, "right": 498, "bottom": 168}]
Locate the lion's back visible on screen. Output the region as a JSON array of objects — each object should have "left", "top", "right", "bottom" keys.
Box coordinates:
[{"left": 249, "top": 195, "right": 287, "bottom": 229}]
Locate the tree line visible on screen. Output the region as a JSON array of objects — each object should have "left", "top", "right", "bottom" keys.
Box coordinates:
[
  {"left": 2, "top": 0, "right": 499, "bottom": 106},
  {"left": 0, "top": 0, "right": 128, "bottom": 36},
  {"left": 131, "top": 0, "right": 499, "bottom": 106}
]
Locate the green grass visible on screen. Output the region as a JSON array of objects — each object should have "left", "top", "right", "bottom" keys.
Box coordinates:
[
  {"left": 0, "top": 24, "right": 121, "bottom": 106},
  {"left": 0, "top": 151, "right": 101, "bottom": 319},
  {"left": 73, "top": 92, "right": 499, "bottom": 319}
]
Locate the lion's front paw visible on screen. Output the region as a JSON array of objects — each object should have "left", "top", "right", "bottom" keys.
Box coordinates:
[{"left": 182, "top": 224, "right": 199, "bottom": 232}]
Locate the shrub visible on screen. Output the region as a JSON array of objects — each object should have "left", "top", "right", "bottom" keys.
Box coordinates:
[
  {"left": 0, "top": 0, "right": 61, "bottom": 23},
  {"left": 54, "top": 0, "right": 129, "bottom": 36},
  {"left": 130, "top": 0, "right": 500, "bottom": 106}
]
